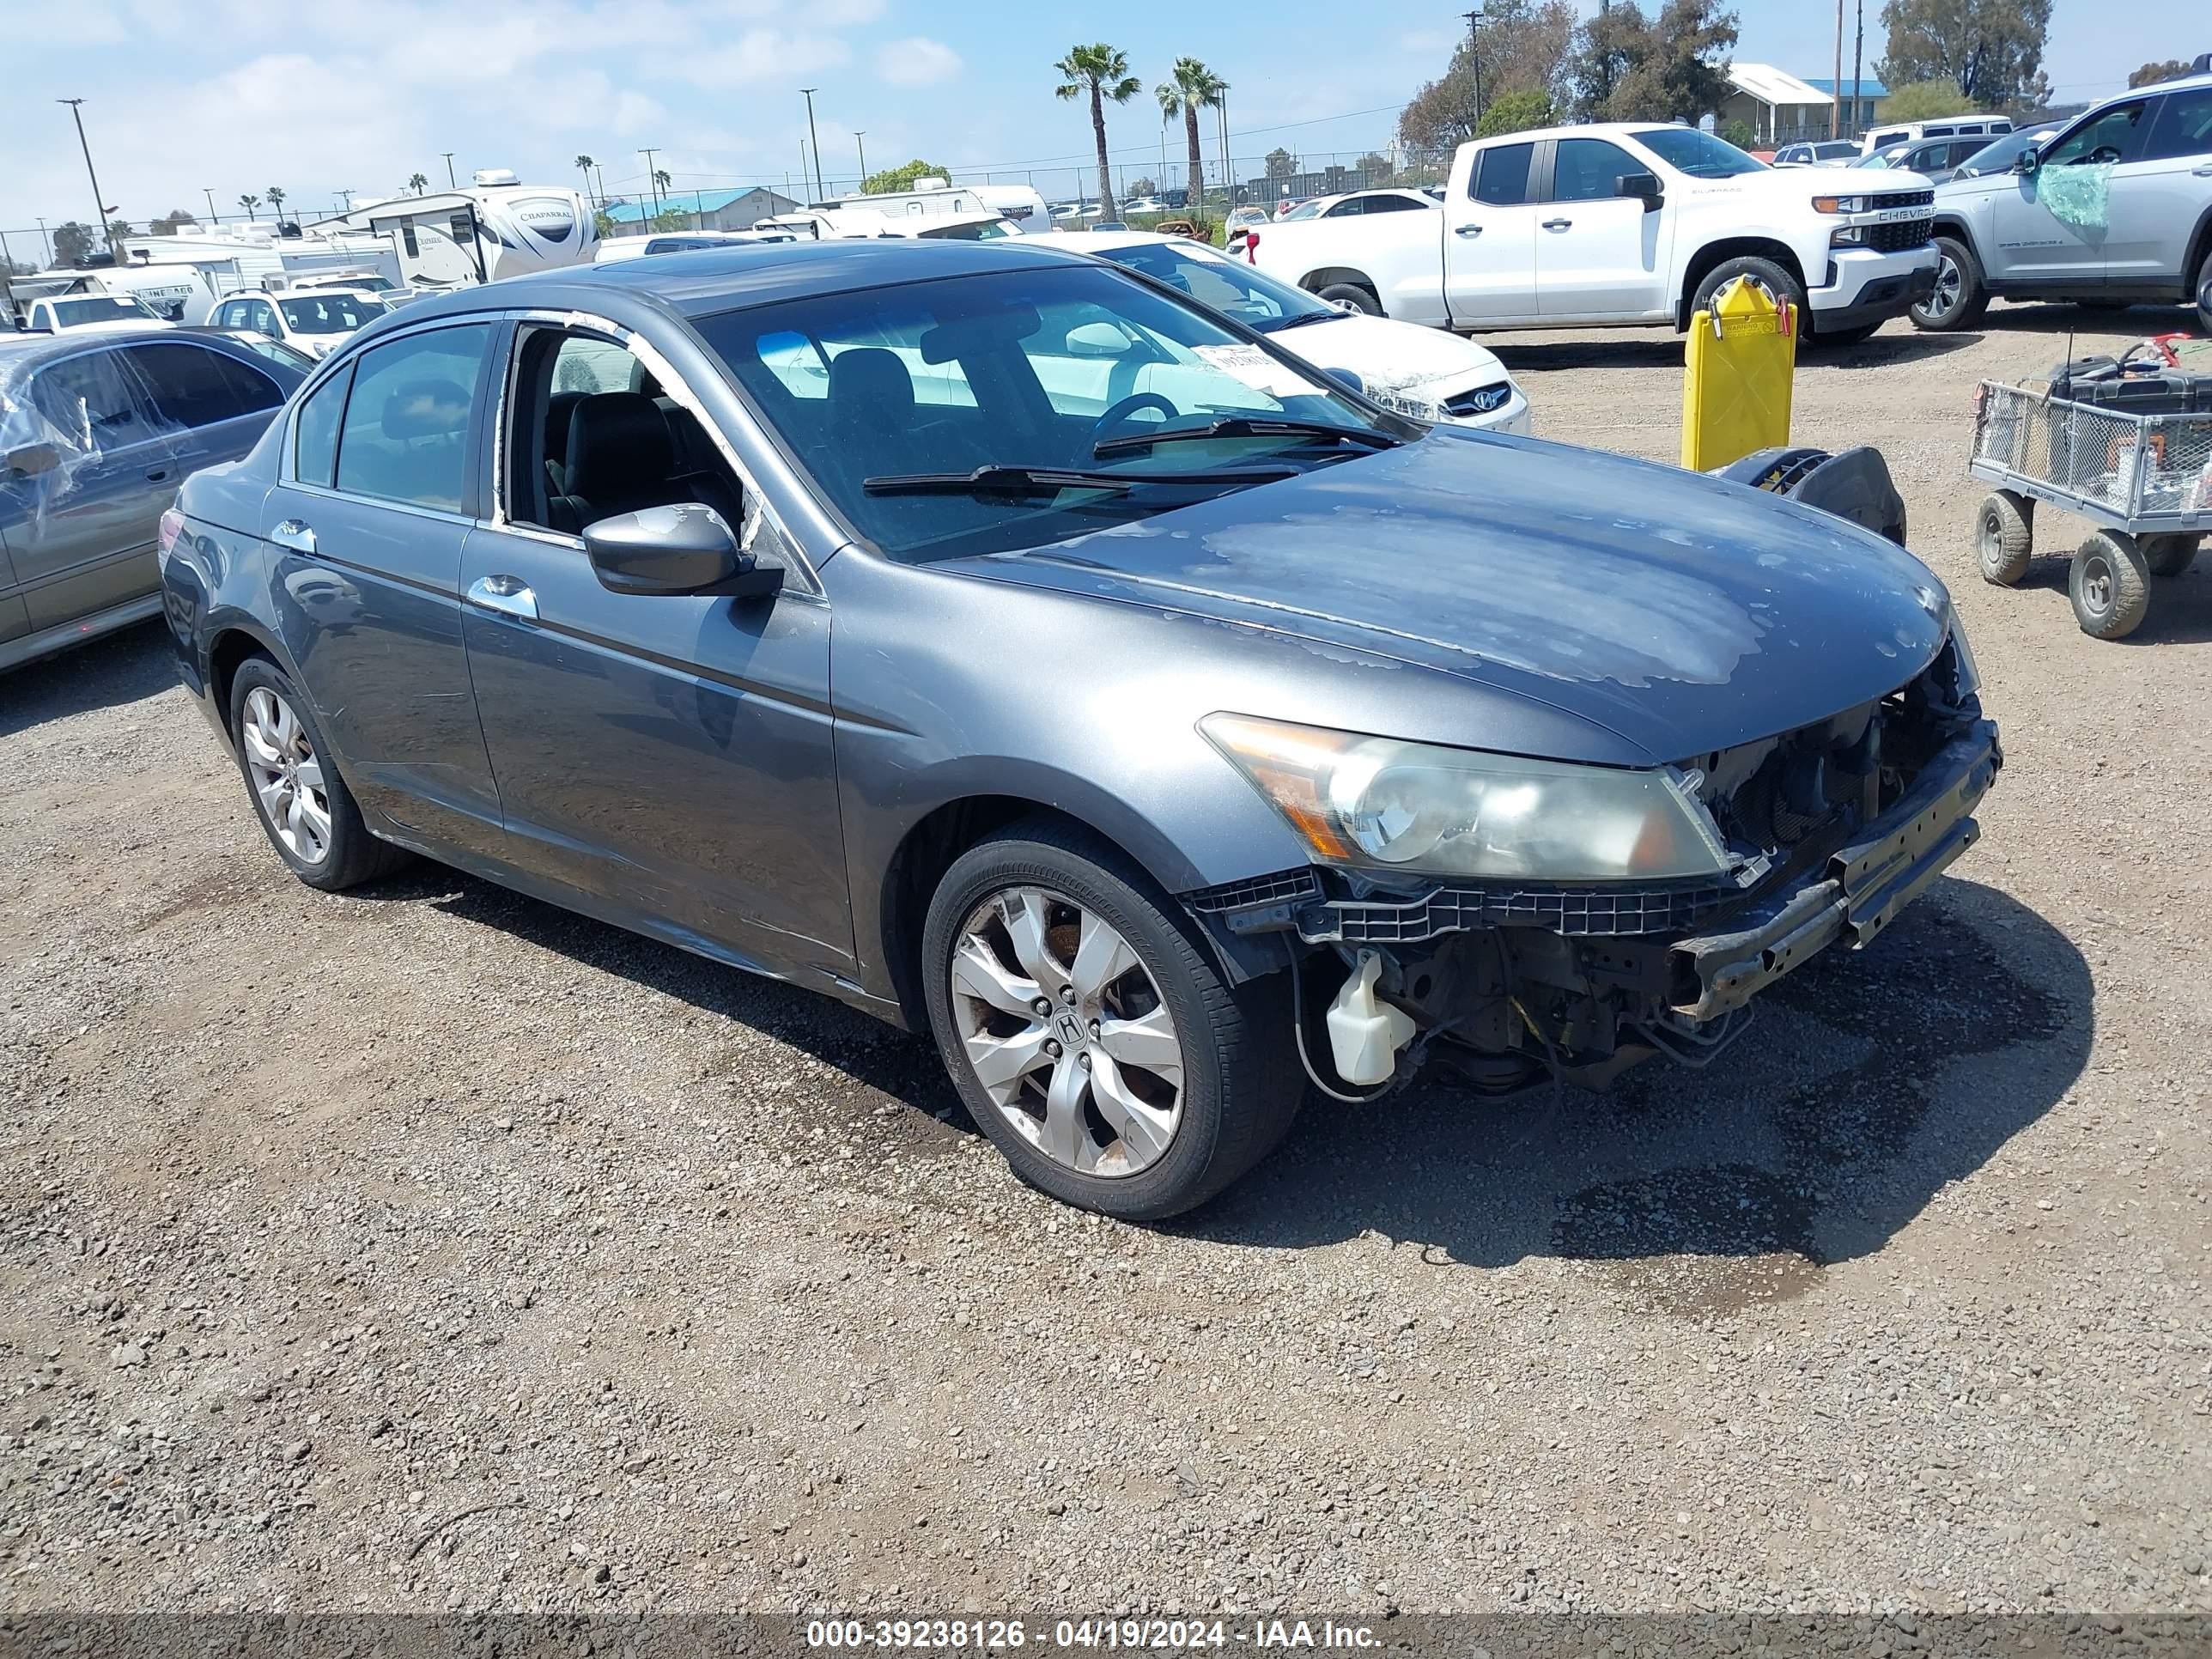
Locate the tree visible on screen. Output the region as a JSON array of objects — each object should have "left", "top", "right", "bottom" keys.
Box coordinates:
[
  {"left": 1156, "top": 57, "right": 1226, "bottom": 212},
  {"left": 593, "top": 209, "right": 618, "bottom": 237},
  {"left": 1719, "top": 116, "right": 1756, "bottom": 149},
  {"left": 649, "top": 210, "right": 692, "bottom": 232},
  {"left": 1355, "top": 151, "right": 1393, "bottom": 177},
  {"left": 1399, "top": 0, "right": 1578, "bottom": 158},
  {"left": 238, "top": 193, "right": 261, "bottom": 222},
  {"left": 52, "top": 222, "right": 95, "bottom": 266},
  {"left": 862, "top": 157, "right": 951, "bottom": 193},
  {"left": 1054, "top": 43, "right": 1142, "bottom": 220},
  {"left": 147, "top": 208, "right": 198, "bottom": 236},
  {"left": 1477, "top": 87, "right": 1555, "bottom": 137},
  {"left": 574, "top": 155, "right": 595, "bottom": 207},
  {"left": 408, "top": 172, "right": 430, "bottom": 194},
  {"left": 653, "top": 168, "right": 672, "bottom": 198},
  {"left": 1876, "top": 0, "right": 2051, "bottom": 110},
  {"left": 1264, "top": 147, "right": 1297, "bottom": 178},
  {"left": 2128, "top": 58, "right": 2191, "bottom": 88},
  {"left": 1565, "top": 0, "right": 1737, "bottom": 123},
  {"left": 106, "top": 219, "right": 134, "bottom": 247},
  {"left": 1875, "top": 77, "right": 1983, "bottom": 121},
  {"left": 1126, "top": 176, "right": 1158, "bottom": 198},
  {"left": 264, "top": 186, "right": 287, "bottom": 220}
]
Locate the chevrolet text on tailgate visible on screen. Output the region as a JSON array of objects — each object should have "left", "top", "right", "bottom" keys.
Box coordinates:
[
  {"left": 161, "top": 238, "right": 1997, "bottom": 1221},
  {"left": 1246, "top": 123, "right": 1942, "bottom": 347}
]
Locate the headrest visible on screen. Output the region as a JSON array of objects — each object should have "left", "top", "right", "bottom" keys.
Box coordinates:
[
  {"left": 564, "top": 392, "right": 672, "bottom": 493},
  {"left": 380, "top": 380, "right": 471, "bottom": 442},
  {"left": 827, "top": 348, "right": 915, "bottom": 423}
]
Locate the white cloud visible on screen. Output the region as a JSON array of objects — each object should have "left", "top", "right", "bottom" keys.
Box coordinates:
[
  {"left": 672, "top": 27, "right": 854, "bottom": 86},
  {"left": 875, "top": 36, "right": 962, "bottom": 88}
]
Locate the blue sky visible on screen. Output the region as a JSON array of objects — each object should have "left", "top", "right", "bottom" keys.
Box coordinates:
[{"left": 3, "top": 0, "right": 2201, "bottom": 245}]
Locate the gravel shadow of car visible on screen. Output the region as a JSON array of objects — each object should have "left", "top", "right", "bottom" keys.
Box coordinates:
[
  {"left": 1488, "top": 330, "right": 1976, "bottom": 374},
  {"left": 0, "top": 620, "right": 176, "bottom": 740},
  {"left": 1185, "top": 875, "right": 2089, "bottom": 1298}
]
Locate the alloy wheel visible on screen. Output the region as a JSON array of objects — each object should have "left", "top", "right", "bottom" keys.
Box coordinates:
[
  {"left": 240, "top": 685, "right": 332, "bottom": 864},
  {"left": 948, "top": 885, "right": 1184, "bottom": 1178},
  {"left": 1917, "top": 254, "right": 1961, "bottom": 323}
]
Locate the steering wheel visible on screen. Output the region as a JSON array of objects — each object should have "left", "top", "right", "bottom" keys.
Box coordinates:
[{"left": 1091, "top": 392, "right": 1178, "bottom": 447}]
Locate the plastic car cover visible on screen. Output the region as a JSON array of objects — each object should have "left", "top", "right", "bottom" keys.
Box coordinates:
[
  {"left": 2040, "top": 162, "right": 2112, "bottom": 233},
  {"left": 0, "top": 348, "right": 193, "bottom": 532}
]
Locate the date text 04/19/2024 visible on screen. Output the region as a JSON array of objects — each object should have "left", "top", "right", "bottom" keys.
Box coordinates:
[{"left": 803, "top": 1619, "right": 1382, "bottom": 1650}]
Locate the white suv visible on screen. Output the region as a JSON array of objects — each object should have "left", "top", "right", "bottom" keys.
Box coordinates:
[{"left": 209, "top": 289, "right": 390, "bottom": 359}]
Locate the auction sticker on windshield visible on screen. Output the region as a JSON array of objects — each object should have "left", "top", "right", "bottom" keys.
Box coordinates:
[{"left": 1189, "top": 343, "right": 1316, "bottom": 400}]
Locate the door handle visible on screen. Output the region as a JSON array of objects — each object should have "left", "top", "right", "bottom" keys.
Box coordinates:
[
  {"left": 271, "top": 518, "right": 315, "bottom": 554},
  {"left": 1454, "top": 224, "right": 1484, "bottom": 238},
  {"left": 466, "top": 574, "right": 538, "bottom": 621},
  {"left": 145, "top": 468, "right": 170, "bottom": 483},
  {"left": 1542, "top": 218, "right": 1572, "bottom": 231},
  {"left": 2195, "top": 163, "right": 2212, "bottom": 176}
]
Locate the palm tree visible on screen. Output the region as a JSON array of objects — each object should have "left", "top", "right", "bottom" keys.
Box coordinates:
[
  {"left": 1156, "top": 58, "right": 1225, "bottom": 212},
  {"left": 264, "top": 186, "right": 287, "bottom": 222},
  {"left": 407, "top": 172, "right": 429, "bottom": 195},
  {"left": 238, "top": 193, "right": 261, "bottom": 222},
  {"left": 574, "top": 155, "right": 595, "bottom": 209},
  {"left": 653, "top": 167, "right": 672, "bottom": 196},
  {"left": 1054, "top": 43, "right": 1141, "bottom": 221}
]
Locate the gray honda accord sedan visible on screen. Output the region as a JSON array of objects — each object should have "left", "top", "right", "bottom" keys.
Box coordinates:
[{"left": 161, "top": 239, "right": 1998, "bottom": 1219}]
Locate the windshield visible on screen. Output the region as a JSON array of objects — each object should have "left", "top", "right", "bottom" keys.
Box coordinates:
[
  {"left": 1855, "top": 147, "right": 1908, "bottom": 169},
  {"left": 1280, "top": 199, "right": 1325, "bottom": 220},
  {"left": 52, "top": 296, "right": 159, "bottom": 327},
  {"left": 228, "top": 335, "right": 317, "bottom": 370},
  {"left": 1631, "top": 128, "right": 1767, "bottom": 178},
  {"left": 312, "top": 275, "right": 393, "bottom": 291},
  {"left": 1955, "top": 129, "right": 2050, "bottom": 178},
  {"left": 695, "top": 263, "right": 1406, "bottom": 563},
  {"left": 279, "top": 293, "right": 387, "bottom": 333},
  {"left": 1093, "top": 240, "right": 1338, "bottom": 333}
]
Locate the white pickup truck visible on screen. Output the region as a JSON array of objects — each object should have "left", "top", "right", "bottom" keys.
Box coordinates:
[{"left": 1246, "top": 123, "right": 1942, "bottom": 346}]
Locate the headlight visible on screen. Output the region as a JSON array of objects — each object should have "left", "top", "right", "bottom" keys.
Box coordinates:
[
  {"left": 1812, "top": 194, "right": 1870, "bottom": 215},
  {"left": 1200, "top": 714, "right": 1732, "bottom": 882},
  {"left": 1947, "top": 616, "right": 1982, "bottom": 697}
]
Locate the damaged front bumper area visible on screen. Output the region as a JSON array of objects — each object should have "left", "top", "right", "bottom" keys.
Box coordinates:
[{"left": 1185, "top": 668, "right": 2001, "bottom": 1094}]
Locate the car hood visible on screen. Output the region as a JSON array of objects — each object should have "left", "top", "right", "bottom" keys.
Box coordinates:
[
  {"left": 950, "top": 432, "right": 1951, "bottom": 763},
  {"left": 1285, "top": 313, "right": 1510, "bottom": 394},
  {"left": 1687, "top": 165, "right": 1936, "bottom": 204}
]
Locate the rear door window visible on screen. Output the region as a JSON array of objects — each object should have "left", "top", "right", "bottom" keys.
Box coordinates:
[
  {"left": 27, "top": 349, "right": 159, "bottom": 452},
  {"left": 2141, "top": 88, "right": 2212, "bottom": 161},
  {"left": 118, "top": 343, "right": 281, "bottom": 428},
  {"left": 1473, "top": 143, "right": 1534, "bottom": 206},
  {"left": 332, "top": 325, "right": 493, "bottom": 513}
]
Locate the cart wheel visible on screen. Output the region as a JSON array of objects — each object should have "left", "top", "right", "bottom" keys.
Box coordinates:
[
  {"left": 2069, "top": 531, "right": 2151, "bottom": 640},
  {"left": 2142, "top": 534, "right": 2200, "bottom": 578},
  {"left": 1975, "top": 491, "right": 2033, "bottom": 586}
]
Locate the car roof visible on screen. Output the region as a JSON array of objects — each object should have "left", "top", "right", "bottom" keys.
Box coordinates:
[
  {"left": 0, "top": 325, "right": 185, "bottom": 366},
  {"left": 392, "top": 237, "right": 1101, "bottom": 325}
]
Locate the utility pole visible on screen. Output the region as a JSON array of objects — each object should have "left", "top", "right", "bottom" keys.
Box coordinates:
[
  {"left": 640, "top": 148, "right": 662, "bottom": 222},
  {"left": 441, "top": 152, "right": 457, "bottom": 189},
  {"left": 801, "top": 88, "right": 826, "bottom": 203},
  {"left": 58, "top": 99, "right": 114, "bottom": 259},
  {"left": 36, "top": 218, "right": 51, "bottom": 265},
  {"left": 1831, "top": 0, "right": 1844, "bottom": 139},
  {"left": 204, "top": 188, "right": 218, "bottom": 226},
  {"left": 337, "top": 188, "right": 356, "bottom": 213},
  {"left": 1462, "top": 9, "right": 1487, "bottom": 129},
  {"left": 1218, "top": 84, "right": 1231, "bottom": 203},
  {"left": 1849, "top": 0, "right": 1865, "bottom": 138},
  {"left": 854, "top": 132, "right": 867, "bottom": 187}
]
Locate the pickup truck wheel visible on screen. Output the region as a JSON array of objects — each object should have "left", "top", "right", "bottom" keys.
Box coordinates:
[
  {"left": 1316, "top": 283, "right": 1382, "bottom": 315},
  {"left": 2142, "top": 534, "right": 2200, "bottom": 578},
  {"left": 2069, "top": 531, "right": 2151, "bottom": 640},
  {"left": 1690, "top": 257, "right": 1805, "bottom": 331},
  {"left": 1976, "top": 491, "right": 2033, "bottom": 586},
  {"left": 1911, "top": 236, "right": 1987, "bottom": 331}
]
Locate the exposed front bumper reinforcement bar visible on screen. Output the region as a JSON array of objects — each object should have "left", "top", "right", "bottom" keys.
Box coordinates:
[{"left": 1668, "top": 719, "right": 2002, "bottom": 1020}]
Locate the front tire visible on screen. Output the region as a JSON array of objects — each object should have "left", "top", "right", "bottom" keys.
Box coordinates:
[
  {"left": 1690, "top": 257, "right": 1807, "bottom": 332},
  {"left": 921, "top": 822, "right": 1300, "bottom": 1220},
  {"left": 228, "top": 657, "right": 409, "bottom": 891},
  {"left": 1315, "top": 282, "right": 1382, "bottom": 316},
  {"left": 1912, "top": 236, "right": 1988, "bottom": 331},
  {"left": 2069, "top": 531, "right": 2151, "bottom": 640}
]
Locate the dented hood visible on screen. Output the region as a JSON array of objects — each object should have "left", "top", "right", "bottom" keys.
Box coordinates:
[{"left": 962, "top": 430, "right": 1951, "bottom": 763}]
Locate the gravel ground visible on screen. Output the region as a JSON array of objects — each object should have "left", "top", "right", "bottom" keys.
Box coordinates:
[{"left": 1, "top": 301, "right": 2207, "bottom": 1620}]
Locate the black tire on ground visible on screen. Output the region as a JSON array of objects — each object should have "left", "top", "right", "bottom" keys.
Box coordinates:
[
  {"left": 1813, "top": 322, "right": 1881, "bottom": 349},
  {"left": 2069, "top": 531, "right": 2152, "bottom": 640},
  {"left": 920, "top": 819, "right": 1303, "bottom": 1221},
  {"left": 1911, "top": 235, "right": 1989, "bottom": 331},
  {"left": 2142, "top": 533, "right": 2201, "bottom": 578},
  {"left": 228, "top": 655, "right": 410, "bottom": 891},
  {"left": 1976, "top": 490, "right": 2034, "bottom": 586},
  {"left": 2197, "top": 246, "right": 2212, "bottom": 334},
  {"left": 1690, "top": 256, "right": 1808, "bottom": 332},
  {"left": 1316, "top": 282, "right": 1382, "bottom": 315}
]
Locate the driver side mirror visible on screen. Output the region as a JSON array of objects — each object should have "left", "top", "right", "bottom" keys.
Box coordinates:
[
  {"left": 584, "top": 504, "right": 783, "bottom": 600},
  {"left": 2014, "top": 148, "right": 2041, "bottom": 175},
  {"left": 1615, "top": 171, "right": 1664, "bottom": 210},
  {"left": 4, "top": 441, "right": 61, "bottom": 477}
]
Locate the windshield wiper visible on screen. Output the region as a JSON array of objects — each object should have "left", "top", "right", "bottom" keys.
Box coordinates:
[
  {"left": 1258, "top": 309, "right": 1338, "bottom": 332},
  {"left": 863, "top": 462, "right": 1295, "bottom": 496},
  {"left": 1094, "top": 415, "right": 1400, "bottom": 457}
]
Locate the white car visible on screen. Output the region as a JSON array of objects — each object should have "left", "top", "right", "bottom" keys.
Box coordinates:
[
  {"left": 19, "top": 294, "right": 175, "bottom": 334},
  {"left": 1122, "top": 197, "right": 1169, "bottom": 216},
  {"left": 1771, "top": 140, "right": 1861, "bottom": 167},
  {"left": 1078, "top": 231, "right": 1530, "bottom": 434},
  {"left": 208, "top": 289, "right": 390, "bottom": 359},
  {"left": 595, "top": 231, "right": 797, "bottom": 263}
]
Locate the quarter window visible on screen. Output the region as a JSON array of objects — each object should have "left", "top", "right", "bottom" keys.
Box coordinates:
[
  {"left": 1472, "top": 143, "right": 1534, "bottom": 206},
  {"left": 294, "top": 364, "right": 350, "bottom": 487},
  {"left": 332, "top": 325, "right": 491, "bottom": 512},
  {"left": 1551, "top": 138, "right": 1639, "bottom": 203}
]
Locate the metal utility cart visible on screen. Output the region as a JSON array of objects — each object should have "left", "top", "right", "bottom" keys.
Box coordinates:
[{"left": 1969, "top": 376, "right": 2212, "bottom": 639}]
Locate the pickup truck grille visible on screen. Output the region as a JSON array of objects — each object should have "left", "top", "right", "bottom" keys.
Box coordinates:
[
  {"left": 1869, "top": 189, "right": 1935, "bottom": 211},
  {"left": 1867, "top": 216, "right": 1934, "bottom": 253}
]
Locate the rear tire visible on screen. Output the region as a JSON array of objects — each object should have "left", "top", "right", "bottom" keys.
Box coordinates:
[
  {"left": 2069, "top": 531, "right": 2151, "bottom": 640},
  {"left": 1690, "top": 257, "right": 1807, "bottom": 332},
  {"left": 1912, "top": 236, "right": 1988, "bottom": 331},
  {"left": 2142, "top": 533, "right": 2200, "bottom": 578},
  {"left": 920, "top": 820, "right": 1301, "bottom": 1220},
  {"left": 1316, "top": 282, "right": 1382, "bottom": 316},
  {"left": 2196, "top": 247, "right": 2212, "bottom": 334},
  {"left": 1976, "top": 490, "right": 2034, "bottom": 586},
  {"left": 228, "top": 656, "right": 410, "bottom": 891}
]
